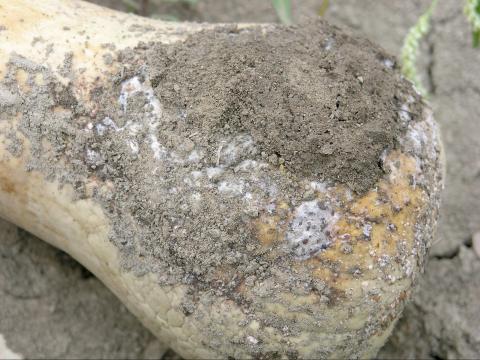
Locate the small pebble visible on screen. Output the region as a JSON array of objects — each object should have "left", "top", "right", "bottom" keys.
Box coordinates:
[{"left": 473, "top": 232, "right": 480, "bottom": 258}]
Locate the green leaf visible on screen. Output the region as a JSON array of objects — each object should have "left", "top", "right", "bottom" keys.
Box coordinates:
[
  {"left": 152, "top": 13, "right": 179, "bottom": 21},
  {"left": 122, "top": 0, "right": 141, "bottom": 12},
  {"left": 163, "top": 0, "right": 198, "bottom": 4},
  {"left": 465, "top": 0, "right": 480, "bottom": 48},
  {"left": 318, "top": 0, "right": 329, "bottom": 17},
  {"left": 473, "top": 30, "right": 480, "bottom": 47},
  {"left": 272, "top": 0, "right": 293, "bottom": 25}
]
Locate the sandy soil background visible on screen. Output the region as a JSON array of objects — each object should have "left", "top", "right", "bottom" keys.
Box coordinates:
[{"left": 1, "top": 0, "right": 479, "bottom": 358}]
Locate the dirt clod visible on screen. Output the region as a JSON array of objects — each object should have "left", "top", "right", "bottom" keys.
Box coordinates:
[{"left": 146, "top": 21, "right": 420, "bottom": 193}]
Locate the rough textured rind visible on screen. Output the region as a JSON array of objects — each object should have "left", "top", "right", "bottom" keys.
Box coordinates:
[{"left": 0, "top": 1, "right": 443, "bottom": 359}]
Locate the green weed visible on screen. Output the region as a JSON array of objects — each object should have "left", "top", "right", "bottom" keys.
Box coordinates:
[
  {"left": 121, "top": 0, "right": 141, "bottom": 13},
  {"left": 465, "top": 0, "right": 480, "bottom": 47},
  {"left": 318, "top": 0, "right": 329, "bottom": 17},
  {"left": 401, "top": 0, "right": 438, "bottom": 96},
  {"left": 272, "top": 0, "right": 293, "bottom": 25}
]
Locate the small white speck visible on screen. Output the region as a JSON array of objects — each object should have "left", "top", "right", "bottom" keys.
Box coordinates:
[
  {"left": 383, "top": 58, "right": 394, "bottom": 69},
  {"left": 247, "top": 336, "right": 258, "bottom": 345},
  {"left": 378, "top": 254, "right": 391, "bottom": 268},
  {"left": 266, "top": 203, "right": 276, "bottom": 214},
  {"left": 324, "top": 38, "right": 335, "bottom": 51},
  {"left": 404, "top": 259, "right": 413, "bottom": 277},
  {"left": 129, "top": 140, "right": 139, "bottom": 154},
  {"left": 96, "top": 123, "right": 107, "bottom": 136},
  {"left": 86, "top": 148, "right": 98, "bottom": 162},
  {"left": 387, "top": 275, "right": 396, "bottom": 283},
  {"left": 187, "top": 150, "right": 201, "bottom": 163},
  {"left": 363, "top": 224, "right": 372, "bottom": 238}
]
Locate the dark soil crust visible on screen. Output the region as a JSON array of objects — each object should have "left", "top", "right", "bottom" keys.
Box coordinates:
[{"left": 145, "top": 21, "right": 419, "bottom": 194}]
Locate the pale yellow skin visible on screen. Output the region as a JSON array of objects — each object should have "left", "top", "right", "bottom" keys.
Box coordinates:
[{"left": 0, "top": 1, "right": 443, "bottom": 359}]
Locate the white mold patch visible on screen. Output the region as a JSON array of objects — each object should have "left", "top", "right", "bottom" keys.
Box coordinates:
[
  {"left": 184, "top": 171, "right": 203, "bottom": 187},
  {"left": 95, "top": 117, "right": 119, "bottom": 136},
  {"left": 125, "top": 121, "right": 142, "bottom": 136},
  {"left": 95, "top": 123, "right": 106, "bottom": 136},
  {"left": 206, "top": 166, "right": 224, "bottom": 180},
  {"left": 218, "top": 180, "right": 245, "bottom": 196},
  {"left": 244, "top": 192, "right": 254, "bottom": 201},
  {"left": 402, "top": 110, "right": 439, "bottom": 162},
  {"left": 119, "top": 77, "right": 143, "bottom": 113},
  {"left": 191, "top": 192, "right": 202, "bottom": 201},
  {"left": 85, "top": 147, "right": 104, "bottom": 167},
  {"left": 406, "top": 125, "right": 427, "bottom": 153},
  {"left": 234, "top": 159, "right": 265, "bottom": 173},
  {"left": 128, "top": 140, "right": 139, "bottom": 154},
  {"left": 255, "top": 180, "right": 278, "bottom": 198},
  {"left": 119, "top": 76, "right": 175, "bottom": 161},
  {"left": 309, "top": 181, "right": 327, "bottom": 193},
  {"left": 187, "top": 150, "right": 202, "bottom": 163},
  {"left": 119, "top": 77, "right": 200, "bottom": 163},
  {"left": 218, "top": 134, "right": 257, "bottom": 167},
  {"left": 363, "top": 223, "right": 372, "bottom": 239},
  {"left": 398, "top": 103, "right": 412, "bottom": 125},
  {"left": 286, "top": 200, "right": 337, "bottom": 260},
  {"left": 149, "top": 134, "right": 168, "bottom": 161},
  {"left": 0, "top": 334, "right": 23, "bottom": 360},
  {"left": 398, "top": 96, "right": 416, "bottom": 126},
  {"left": 266, "top": 203, "right": 276, "bottom": 214}
]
